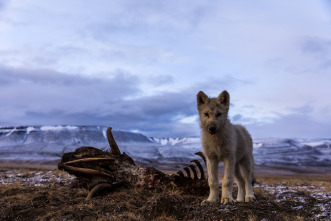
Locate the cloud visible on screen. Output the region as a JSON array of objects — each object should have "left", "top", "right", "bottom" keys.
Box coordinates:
[
  {"left": 0, "top": 65, "right": 140, "bottom": 122},
  {"left": 1, "top": 64, "right": 330, "bottom": 138},
  {"left": 0, "top": 66, "right": 79, "bottom": 85},
  {"left": 83, "top": 0, "right": 209, "bottom": 36},
  {"left": 301, "top": 36, "right": 331, "bottom": 70},
  {"left": 147, "top": 74, "right": 174, "bottom": 86},
  {"left": 247, "top": 112, "right": 331, "bottom": 139},
  {"left": 22, "top": 92, "right": 199, "bottom": 137},
  {"left": 0, "top": 65, "right": 139, "bottom": 89},
  {"left": 0, "top": 1, "right": 7, "bottom": 10},
  {"left": 232, "top": 114, "right": 242, "bottom": 122},
  {"left": 0, "top": 65, "right": 200, "bottom": 137},
  {"left": 109, "top": 91, "right": 199, "bottom": 137}
]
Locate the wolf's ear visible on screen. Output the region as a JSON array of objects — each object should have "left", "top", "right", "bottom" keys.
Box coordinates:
[
  {"left": 197, "top": 91, "right": 208, "bottom": 109},
  {"left": 217, "top": 90, "right": 230, "bottom": 107}
]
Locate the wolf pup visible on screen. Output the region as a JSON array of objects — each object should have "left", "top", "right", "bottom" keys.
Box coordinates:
[{"left": 197, "top": 90, "right": 255, "bottom": 205}]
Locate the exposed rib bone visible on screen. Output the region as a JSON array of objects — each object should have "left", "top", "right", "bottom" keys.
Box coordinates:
[
  {"left": 195, "top": 152, "right": 207, "bottom": 166},
  {"left": 86, "top": 183, "right": 112, "bottom": 200},
  {"left": 189, "top": 164, "right": 198, "bottom": 179},
  {"left": 183, "top": 167, "right": 191, "bottom": 179},
  {"left": 62, "top": 165, "right": 110, "bottom": 177},
  {"left": 177, "top": 170, "right": 185, "bottom": 178},
  {"left": 191, "top": 160, "right": 205, "bottom": 180},
  {"left": 107, "top": 127, "right": 121, "bottom": 155},
  {"left": 65, "top": 157, "right": 115, "bottom": 165}
]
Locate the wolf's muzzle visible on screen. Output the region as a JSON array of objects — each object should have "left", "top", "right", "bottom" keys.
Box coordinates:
[{"left": 208, "top": 126, "right": 217, "bottom": 134}]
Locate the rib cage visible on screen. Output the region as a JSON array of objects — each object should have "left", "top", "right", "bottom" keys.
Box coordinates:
[
  {"left": 176, "top": 152, "right": 207, "bottom": 180},
  {"left": 58, "top": 126, "right": 209, "bottom": 199}
]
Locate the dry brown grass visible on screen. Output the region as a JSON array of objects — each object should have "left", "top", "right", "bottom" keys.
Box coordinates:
[{"left": 0, "top": 168, "right": 330, "bottom": 220}]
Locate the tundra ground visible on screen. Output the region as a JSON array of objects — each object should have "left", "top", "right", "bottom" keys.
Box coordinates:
[{"left": 0, "top": 165, "right": 330, "bottom": 221}]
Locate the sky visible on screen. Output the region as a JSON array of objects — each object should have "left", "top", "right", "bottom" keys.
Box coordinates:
[{"left": 0, "top": 0, "right": 331, "bottom": 138}]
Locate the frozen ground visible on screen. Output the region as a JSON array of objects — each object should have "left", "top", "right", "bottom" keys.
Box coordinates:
[
  {"left": 254, "top": 179, "right": 331, "bottom": 219},
  {"left": 0, "top": 168, "right": 75, "bottom": 186}
]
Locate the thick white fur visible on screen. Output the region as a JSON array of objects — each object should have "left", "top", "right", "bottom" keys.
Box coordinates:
[{"left": 197, "top": 91, "right": 255, "bottom": 205}]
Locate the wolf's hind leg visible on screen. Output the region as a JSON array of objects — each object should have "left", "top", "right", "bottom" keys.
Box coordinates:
[
  {"left": 241, "top": 158, "right": 255, "bottom": 202},
  {"left": 235, "top": 163, "right": 245, "bottom": 202}
]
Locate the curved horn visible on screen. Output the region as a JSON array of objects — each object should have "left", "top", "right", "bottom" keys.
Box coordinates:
[
  {"left": 191, "top": 159, "right": 205, "bottom": 180},
  {"left": 183, "top": 167, "right": 191, "bottom": 179},
  {"left": 189, "top": 164, "right": 198, "bottom": 180},
  {"left": 195, "top": 152, "right": 207, "bottom": 166},
  {"left": 107, "top": 127, "right": 121, "bottom": 155},
  {"left": 86, "top": 183, "right": 112, "bottom": 200}
]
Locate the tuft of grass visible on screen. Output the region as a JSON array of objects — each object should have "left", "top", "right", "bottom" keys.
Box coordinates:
[{"left": 157, "top": 212, "right": 180, "bottom": 221}]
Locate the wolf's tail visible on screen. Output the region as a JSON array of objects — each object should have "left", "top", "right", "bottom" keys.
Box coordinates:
[
  {"left": 251, "top": 157, "right": 256, "bottom": 186},
  {"left": 252, "top": 177, "right": 256, "bottom": 186}
]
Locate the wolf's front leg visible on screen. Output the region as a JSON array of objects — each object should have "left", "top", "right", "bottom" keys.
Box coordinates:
[
  {"left": 202, "top": 157, "right": 219, "bottom": 205},
  {"left": 221, "top": 158, "right": 235, "bottom": 204}
]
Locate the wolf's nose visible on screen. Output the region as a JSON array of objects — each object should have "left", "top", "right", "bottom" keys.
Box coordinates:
[{"left": 208, "top": 126, "right": 216, "bottom": 134}]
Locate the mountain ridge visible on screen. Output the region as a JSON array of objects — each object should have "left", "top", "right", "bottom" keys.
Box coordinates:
[{"left": 0, "top": 125, "right": 330, "bottom": 170}]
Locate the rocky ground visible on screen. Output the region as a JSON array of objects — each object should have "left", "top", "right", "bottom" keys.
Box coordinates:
[{"left": 0, "top": 165, "right": 330, "bottom": 221}]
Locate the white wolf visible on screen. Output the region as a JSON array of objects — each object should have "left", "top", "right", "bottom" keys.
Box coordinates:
[{"left": 197, "top": 90, "right": 255, "bottom": 204}]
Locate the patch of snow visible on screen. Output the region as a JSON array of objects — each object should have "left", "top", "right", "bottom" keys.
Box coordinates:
[
  {"left": 315, "top": 203, "right": 331, "bottom": 219},
  {"left": 102, "top": 128, "right": 107, "bottom": 139},
  {"left": 40, "top": 125, "right": 78, "bottom": 131},
  {"left": 292, "top": 205, "right": 303, "bottom": 210},
  {"left": 253, "top": 142, "right": 263, "bottom": 149},
  {"left": 295, "top": 197, "right": 306, "bottom": 203},
  {"left": 5, "top": 127, "right": 16, "bottom": 136},
  {"left": 0, "top": 170, "right": 75, "bottom": 186},
  {"left": 40, "top": 126, "right": 64, "bottom": 131},
  {"left": 302, "top": 139, "right": 331, "bottom": 147},
  {"left": 26, "top": 127, "right": 36, "bottom": 134}
]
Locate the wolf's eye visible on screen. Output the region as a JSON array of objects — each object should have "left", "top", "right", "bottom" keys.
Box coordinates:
[
  {"left": 204, "top": 113, "right": 209, "bottom": 117},
  {"left": 216, "top": 112, "right": 221, "bottom": 117}
]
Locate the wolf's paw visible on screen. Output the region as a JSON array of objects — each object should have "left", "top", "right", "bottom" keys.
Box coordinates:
[
  {"left": 221, "top": 197, "right": 234, "bottom": 204},
  {"left": 235, "top": 198, "right": 244, "bottom": 203},
  {"left": 245, "top": 195, "right": 256, "bottom": 202},
  {"left": 201, "top": 199, "right": 217, "bottom": 206}
]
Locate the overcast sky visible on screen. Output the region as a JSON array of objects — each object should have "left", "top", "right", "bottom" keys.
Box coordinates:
[{"left": 0, "top": 0, "right": 331, "bottom": 138}]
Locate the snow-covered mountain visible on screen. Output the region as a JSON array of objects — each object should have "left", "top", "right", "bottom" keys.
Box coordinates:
[
  {"left": 252, "top": 138, "right": 331, "bottom": 168},
  {"left": 149, "top": 137, "right": 201, "bottom": 148},
  {"left": 0, "top": 126, "right": 152, "bottom": 164},
  {"left": 0, "top": 126, "right": 330, "bottom": 171}
]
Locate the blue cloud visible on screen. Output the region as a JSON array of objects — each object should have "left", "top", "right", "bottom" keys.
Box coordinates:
[{"left": 247, "top": 113, "right": 331, "bottom": 139}]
